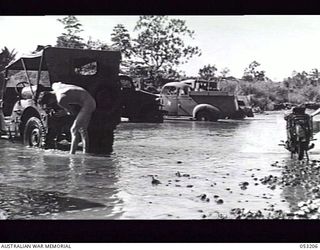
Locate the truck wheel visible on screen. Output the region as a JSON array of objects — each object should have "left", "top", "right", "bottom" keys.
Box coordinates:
[
  {"left": 23, "top": 117, "right": 46, "bottom": 148},
  {"left": 196, "top": 110, "right": 219, "bottom": 122}
]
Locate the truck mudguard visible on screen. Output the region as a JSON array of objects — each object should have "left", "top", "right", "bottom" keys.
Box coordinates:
[{"left": 192, "top": 103, "right": 221, "bottom": 118}]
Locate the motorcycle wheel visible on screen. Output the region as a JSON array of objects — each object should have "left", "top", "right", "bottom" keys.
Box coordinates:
[{"left": 297, "top": 142, "right": 306, "bottom": 161}]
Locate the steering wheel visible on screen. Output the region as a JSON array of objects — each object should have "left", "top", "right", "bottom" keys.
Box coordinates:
[{"left": 15, "top": 81, "right": 29, "bottom": 97}]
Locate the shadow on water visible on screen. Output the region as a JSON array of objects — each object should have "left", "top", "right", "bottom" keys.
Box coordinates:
[{"left": 0, "top": 184, "right": 105, "bottom": 219}]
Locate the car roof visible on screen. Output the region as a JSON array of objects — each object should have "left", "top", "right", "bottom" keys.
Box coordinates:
[
  {"left": 180, "top": 79, "right": 196, "bottom": 85},
  {"left": 162, "top": 82, "right": 190, "bottom": 88}
]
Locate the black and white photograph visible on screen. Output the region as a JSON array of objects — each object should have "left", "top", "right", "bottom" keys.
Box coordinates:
[{"left": 2, "top": 14, "right": 320, "bottom": 241}]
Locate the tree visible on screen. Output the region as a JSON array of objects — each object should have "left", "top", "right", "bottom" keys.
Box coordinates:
[
  {"left": 56, "top": 16, "right": 85, "bottom": 49},
  {"left": 309, "top": 68, "right": 320, "bottom": 85},
  {"left": 242, "top": 61, "right": 266, "bottom": 82},
  {"left": 0, "top": 46, "right": 17, "bottom": 71},
  {"left": 111, "top": 24, "right": 133, "bottom": 59},
  {"left": 219, "top": 67, "right": 230, "bottom": 79},
  {"left": 198, "top": 64, "right": 217, "bottom": 80},
  {"left": 85, "top": 37, "right": 110, "bottom": 50},
  {"left": 288, "top": 70, "right": 309, "bottom": 88},
  {"left": 131, "top": 16, "right": 201, "bottom": 77}
]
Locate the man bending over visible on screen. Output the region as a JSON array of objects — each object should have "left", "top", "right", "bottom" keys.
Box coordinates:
[{"left": 51, "top": 82, "right": 96, "bottom": 154}]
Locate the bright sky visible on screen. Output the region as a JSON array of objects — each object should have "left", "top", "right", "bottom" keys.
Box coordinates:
[{"left": 1, "top": 15, "right": 320, "bottom": 81}]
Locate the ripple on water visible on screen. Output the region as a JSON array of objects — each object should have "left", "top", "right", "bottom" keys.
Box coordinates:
[{"left": 0, "top": 112, "right": 311, "bottom": 219}]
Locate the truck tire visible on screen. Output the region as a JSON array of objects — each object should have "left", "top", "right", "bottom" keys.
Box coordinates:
[
  {"left": 23, "top": 117, "right": 46, "bottom": 148},
  {"left": 196, "top": 110, "right": 219, "bottom": 122}
]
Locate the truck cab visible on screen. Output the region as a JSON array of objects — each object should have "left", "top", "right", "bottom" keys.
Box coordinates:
[
  {"left": 0, "top": 47, "right": 121, "bottom": 154},
  {"left": 160, "top": 79, "right": 253, "bottom": 121},
  {"left": 119, "top": 74, "right": 164, "bottom": 123}
]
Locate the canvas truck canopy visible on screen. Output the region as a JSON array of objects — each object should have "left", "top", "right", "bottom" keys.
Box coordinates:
[
  {"left": 6, "top": 50, "right": 46, "bottom": 71},
  {"left": 6, "top": 47, "right": 121, "bottom": 71},
  {"left": 6, "top": 47, "right": 121, "bottom": 95}
]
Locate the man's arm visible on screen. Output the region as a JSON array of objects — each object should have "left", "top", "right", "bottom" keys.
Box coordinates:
[{"left": 57, "top": 98, "right": 76, "bottom": 116}]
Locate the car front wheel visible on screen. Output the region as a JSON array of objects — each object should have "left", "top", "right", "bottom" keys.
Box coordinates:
[{"left": 23, "top": 117, "right": 46, "bottom": 148}]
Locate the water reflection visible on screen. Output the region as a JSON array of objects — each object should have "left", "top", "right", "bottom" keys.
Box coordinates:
[
  {"left": 1, "top": 111, "right": 320, "bottom": 219},
  {"left": 112, "top": 113, "right": 291, "bottom": 219},
  {"left": 0, "top": 140, "right": 123, "bottom": 219}
]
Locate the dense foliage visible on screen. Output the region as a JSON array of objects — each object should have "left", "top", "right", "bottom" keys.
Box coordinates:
[
  {"left": 3, "top": 15, "right": 320, "bottom": 111},
  {"left": 198, "top": 64, "right": 218, "bottom": 80},
  {"left": 111, "top": 24, "right": 133, "bottom": 59},
  {"left": 0, "top": 47, "right": 16, "bottom": 72},
  {"left": 111, "top": 16, "right": 201, "bottom": 86},
  {"left": 56, "top": 16, "right": 85, "bottom": 49},
  {"left": 242, "top": 61, "right": 266, "bottom": 82}
]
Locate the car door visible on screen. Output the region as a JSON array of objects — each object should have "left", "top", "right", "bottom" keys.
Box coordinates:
[
  {"left": 177, "top": 86, "right": 197, "bottom": 116},
  {"left": 160, "top": 86, "right": 178, "bottom": 115}
]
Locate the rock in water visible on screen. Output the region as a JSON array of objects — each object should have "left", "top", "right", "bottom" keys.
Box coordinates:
[{"left": 151, "top": 176, "right": 161, "bottom": 185}]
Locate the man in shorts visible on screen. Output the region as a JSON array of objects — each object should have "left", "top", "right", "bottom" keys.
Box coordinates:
[{"left": 51, "top": 82, "right": 96, "bottom": 154}]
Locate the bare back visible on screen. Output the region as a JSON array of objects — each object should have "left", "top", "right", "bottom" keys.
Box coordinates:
[
  {"left": 52, "top": 82, "right": 97, "bottom": 154},
  {"left": 52, "top": 82, "right": 96, "bottom": 112}
]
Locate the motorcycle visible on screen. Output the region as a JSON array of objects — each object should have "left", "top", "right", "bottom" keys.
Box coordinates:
[{"left": 281, "top": 113, "right": 314, "bottom": 161}]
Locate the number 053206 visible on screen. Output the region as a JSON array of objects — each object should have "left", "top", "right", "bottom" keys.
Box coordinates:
[{"left": 300, "top": 244, "right": 318, "bottom": 248}]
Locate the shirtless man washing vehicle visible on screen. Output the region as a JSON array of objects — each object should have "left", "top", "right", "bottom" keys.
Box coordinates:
[{"left": 50, "top": 82, "right": 96, "bottom": 154}]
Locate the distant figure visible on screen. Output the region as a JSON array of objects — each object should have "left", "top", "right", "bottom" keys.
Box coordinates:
[{"left": 51, "top": 82, "right": 96, "bottom": 154}]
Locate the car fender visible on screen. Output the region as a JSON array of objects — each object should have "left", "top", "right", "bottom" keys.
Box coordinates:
[
  {"left": 18, "top": 102, "right": 47, "bottom": 134},
  {"left": 192, "top": 104, "right": 221, "bottom": 118}
]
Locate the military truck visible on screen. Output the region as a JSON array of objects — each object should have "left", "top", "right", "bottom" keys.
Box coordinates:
[
  {"left": 0, "top": 47, "right": 121, "bottom": 154},
  {"left": 119, "top": 74, "right": 164, "bottom": 123},
  {"left": 160, "top": 79, "right": 253, "bottom": 121}
]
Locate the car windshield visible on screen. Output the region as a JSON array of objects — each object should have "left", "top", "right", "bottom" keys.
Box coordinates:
[
  {"left": 6, "top": 70, "right": 50, "bottom": 88},
  {"left": 162, "top": 86, "right": 177, "bottom": 95}
]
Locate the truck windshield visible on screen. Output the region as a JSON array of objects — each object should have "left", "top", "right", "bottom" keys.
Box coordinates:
[{"left": 196, "top": 81, "right": 218, "bottom": 91}]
